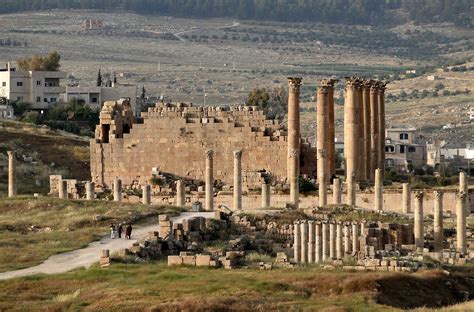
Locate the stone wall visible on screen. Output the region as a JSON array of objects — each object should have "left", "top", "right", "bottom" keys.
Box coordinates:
[{"left": 90, "top": 102, "right": 316, "bottom": 189}]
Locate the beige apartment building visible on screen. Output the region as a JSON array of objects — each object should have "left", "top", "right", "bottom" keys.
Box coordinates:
[
  {"left": 385, "top": 128, "right": 426, "bottom": 172},
  {"left": 0, "top": 63, "right": 66, "bottom": 110}
]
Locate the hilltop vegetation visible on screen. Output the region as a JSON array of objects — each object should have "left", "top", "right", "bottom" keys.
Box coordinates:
[{"left": 0, "top": 0, "right": 472, "bottom": 27}]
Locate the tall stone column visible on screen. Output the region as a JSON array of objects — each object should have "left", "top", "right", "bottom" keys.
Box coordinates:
[
  {"left": 86, "top": 181, "right": 95, "bottom": 200},
  {"left": 346, "top": 172, "right": 356, "bottom": 207},
  {"left": 300, "top": 220, "right": 308, "bottom": 264},
  {"left": 414, "top": 191, "right": 424, "bottom": 250},
  {"left": 333, "top": 177, "right": 341, "bottom": 205},
  {"left": 336, "top": 222, "right": 343, "bottom": 260},
  {"left": 369, "top": 83, "right": 379, "bottom": 181},
  {"left": 308, "top": 221, "right": 315, "bottom": 263},
  {"left": 205, "top": 149, "right": 214, "bottom": 211},
  {"left": 233, "top": 150, "right": 243, "bottom": 211},
  {"left": 456, "top": 192, "right": 467, "bottom": 254},
  {"left": 113, "top": 178, "right": 122, "bottom": 202},
  {"left": 322, "top": 221, "right": 328, "bottom": 262},
  {"left": 293, "top": 221, "right": 301, "bottom": 263},
  {"left": 361, "top": 81, "right": 372, "bottom": 180},
  {"left": 377, "top": 82, "right": 387, "bottom": 178},
  {"left": 58, "top": 180, "right": 67, "bottom": 199},
  {"left": 287, "top": 77, "right": 302, "bottom": 182},
  {"left": 356, "top": 80, "right": 364, "bottom": 181},
  {"left": 344, "top": 223, "right": 351, "bottom": 255},
  {"left": 318, "top": 149, "right": 327, "bottom": 207},
  {"left": 459, "top": 172, "right": 469, "bottom": 215},
  {"left": 402, "top": 183, "right": 411, "bottom": 213},
  {"left": 142, "top": 184, "right": 151, "bottom": 205},
  {"left": 176, "top": 180, "right": 185, "bottom": 207},
  {"left": 329, "top": 221, "right": 336, "bottom": 260},
  {"left": 344, "top": 77, "right": 360, "bottom": 182},
  {"left": 374, "top": 168, "right": 383, "bottom": 211},
  {"left": 433, "top": 190, "right": 444, "bottom": 252},
  {"left": 352, "top": 222, "right": 359, "bottom": 253},
  {"left": 327, "top": 79, "right": 339, "bottom": 176},
  {"left": 261, "top": 182, "right": 270, "bottom": 208},
  {"left": 315, "top": 221, "right": 322, "bottom": 263},
  {"left": 7, "top": 151, "right": 16, "bottom": 197},
  {"left": 289, "top": 148, "right": 299, "bottom": 209}
]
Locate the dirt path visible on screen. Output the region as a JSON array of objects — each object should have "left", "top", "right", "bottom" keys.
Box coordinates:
[{"left": 0, "top": 212, "right": 214, "bottom": 280}]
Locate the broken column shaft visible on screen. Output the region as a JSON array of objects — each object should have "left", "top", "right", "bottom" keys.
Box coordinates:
[
  {"left": 233, "top": 150, "right": 243, "bottom": 211},
  {"left": 7, "top": 151, "right": 16, "bottom": 197},
  {"left": 113, "top": 178, "right": 122, "bottom": 202},
  {"left": 142, "top": 184, "right": 151, "bottom": 205},
  {"left": 374, "top": 168, "right": 383, "bottom": 211},
  {"left": 261, "top": 182, "right": 270, "bottom": 208},
  {"left": 333, "top": 177, "right": 341, "bottom": 205},
  {"left": 456, "top": 192, "right": 467, "bottom": 254},
  {"left": 58, "top": 180, "right": 67, "bottom": 199},
  {"left": 414, "top": 191, "right": 424, "bottom": 250},
  {"left": 205, "top": 149, "right": 214, "bottom": 211},
  {"left": 86, "top": 181, "right": 95, "bottom": 200},
  {"left": 293, "top": 221, "right": 301, "bottom": 263},
  {"left": 176, "top": 180, "right": 185, "bottom": 207},
  {"left": 402, "top": 183, "right": 411, "bottom": 213}
]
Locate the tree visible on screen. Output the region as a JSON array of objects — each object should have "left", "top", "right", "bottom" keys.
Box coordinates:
[
  {"left": 245, "top": 86, "right": 287, "bottom": 121},
  {"left": 96, "top": 69, "right": 102, "bottom": 87},
  {"left": 16, "top": 51, "right": 61, "bottom": 71},
  {"left": 141, "top": 85, "right": 146, "bottom": 99}
]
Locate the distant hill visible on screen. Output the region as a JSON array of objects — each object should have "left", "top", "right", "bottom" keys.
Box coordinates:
[{"left": 0, "top": 0, "right": 472, "bottom": 27}]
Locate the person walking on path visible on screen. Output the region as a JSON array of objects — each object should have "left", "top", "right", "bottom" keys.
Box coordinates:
[
  {"left": 126, "top": 224, "right": 132, "bottom": 239},
  {"left": 110, "top": 223, "right": 116, "bottom": 239},
  {"left": 117, "top": 223, "right": 123, "bottom": 238}
]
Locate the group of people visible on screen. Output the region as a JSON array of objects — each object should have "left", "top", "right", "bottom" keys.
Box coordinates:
[{"left": 110, "top": 223, "right": 132, "bottom": 239}]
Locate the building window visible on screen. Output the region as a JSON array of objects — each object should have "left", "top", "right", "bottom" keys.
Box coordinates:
[
  {"left": 16, "top": 81, "right": 23, "bottom": 87},
  {"left": 385, "top": 145, "right": 395, "bottom": 153},
  {"left": 36, "top": 80, "right": 41, "bottom": 86},
  {"left": 386, "top": 159, "right": 395, "bottom": 168},
  {"left": 50, "top": 97, "right": 57, "bottom": 103},
  {"left": 400, "top": 145, "right": 406, "bottom": 153},
  {"left": 36, "top": 97, "right": 41, "bottom": 102},
  {"left": 91, "top": 97, "right": 98, "bottom": 103},
  {"left": 408, "top": 147, "right": 416, "bottom": 153},
  {"left": 400, "top": 133, "right": 408, "bottom": 140},
  {"left": 44, "top": 98, "right": 48, "bottom": 102},
  {"left": 1, "top": 82, "right": 5, "bottom": 87},
  {"left": 17, "top": 96, "right": 23, "bottom": 102}
]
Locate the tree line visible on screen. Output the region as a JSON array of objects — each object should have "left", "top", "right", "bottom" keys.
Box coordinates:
[{"left": 0, "top": 0, "right": 472, "bottom": 26}]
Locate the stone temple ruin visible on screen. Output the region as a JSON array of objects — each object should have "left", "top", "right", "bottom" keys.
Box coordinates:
[{"left": 5, "top": 75, "right": 472, "bottom": 272}]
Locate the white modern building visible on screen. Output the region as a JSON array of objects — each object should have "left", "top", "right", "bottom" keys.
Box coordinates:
[
  {"left": 0, "top": 63, "right": 66, "bottom": 109},
  {"left": 62, "top": 84, "right": 137, "bottom": 113}
]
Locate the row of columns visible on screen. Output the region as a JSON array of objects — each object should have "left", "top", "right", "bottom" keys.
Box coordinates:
[
  {"left": 413, "top": 190, "right": 468, "bottom": 254},
  {"left": 294, "top": 220, "right": 364, "bottom": 263},
  {"left": 343, "top": 77, "right": 387, "bottom": 183}
]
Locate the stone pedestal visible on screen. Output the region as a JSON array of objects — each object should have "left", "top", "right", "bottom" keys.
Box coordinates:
[
  {"left": 7, "top": 151, "right": 16, "bottom": 197},
  {"left": 374, "top": 168, "right": 383, "bottom": 211},
  {"left": 293, "top": 221, "right": 301, "bottom": 263},
  {"left": 352, "top": 222, "right": 359, "bottom": 253},
  {"left": 369, "top": 84, "right": 379, "bottom": 181},
  {"left": 402, "top": 183, "right": 411, "bottom": 213},
  {"left": 336, "top": 222, "right": 343, "bottom": 260},
  {"left": 414, "top": 191, "right": 424, "bottom": 250},
  {"left": 344, "top": 223, "right": 351, "bottom": 255},
  {"left": 333, "top": 178, "right": 341, "bottom": 205},
  {"left": 300, "top": 221, "right": 308, "bottom": 264},
  {"left": 261, "top": 182, "right": 270, "bottom": 208},
  {"left": 142, "top": 184, "right": 151, "bottom": 205},
  {"left": 433, "top": 190, "right": 444, "bottom": 252},
  {"left": 308, "top": 221, "right": 315, "bottom": 263},
  {"left": 329, "top": 222, "right": 336, "bottom": 260},
  {"left": 322, "top": 221, "right": 328, "bottom": 262},
  {"left": 315, "top": 221, "right": 322, "bottom": 263},
  {"left": 233, "top": 150, "right": 242, "bottom": 211},
  {"left": 176, "top": 180, "right": 185, "bottom": 207},
  {"left": 58, "top": 180, "right": 68, "bottom": 199},
  {"left": 113, "top": 178, "right": 122, "bottom": 202},
  {"left": 86, "top": 181, "right": 95, "bottom": 200},
  {"left": 456, "top": 192, "right": 467, "bottom": 254},
  {"left": 205, "top": 150, "right": 214, "bottom": 211},
  {"left": 318, "top": 149, "right": 327, "bottom": 207}
]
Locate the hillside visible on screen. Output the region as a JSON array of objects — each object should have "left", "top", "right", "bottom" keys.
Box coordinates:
[
  {"left": 0, "top": 0, "right": 472, "bottom": 27},
  {"left": 0, "top": 120, "right": 90, "bottom": 196}
]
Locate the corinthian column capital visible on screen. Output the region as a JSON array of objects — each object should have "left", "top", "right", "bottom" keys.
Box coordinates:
[
  {"left": 206, "top": 149, "right": 214, "bottom": 160},
  {"left": 233, "top": 149, "right": 242, "bottom": 159},
  {"left": 288, "top": 77, "right": 302, "bottom": 94}
]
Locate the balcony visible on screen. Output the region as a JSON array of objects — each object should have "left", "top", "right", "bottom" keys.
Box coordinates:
[{"left": 43, "top": 86, "right": 66, "bottom": 94}]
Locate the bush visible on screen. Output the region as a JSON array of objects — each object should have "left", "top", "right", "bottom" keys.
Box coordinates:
[{"left": 299, "top": 177, "right": 316, "bottom": 193}]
